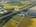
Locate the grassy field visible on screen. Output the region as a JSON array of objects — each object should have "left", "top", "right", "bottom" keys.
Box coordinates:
[
  {"left": 2, "top": 20, "right": 18, "bottom": 27},
  {"left": 17, "top": 17, "right": 36, "bottom": 27},
  {"left": 2, "top": 15, "right": 22, "bottom": 27},
  {"left": 2, "top": 16, "right": 36, "bottom": 27},
  {"left": 2, "top": 2, "right": 31, "bottom": 9},
  {"left": 2, "top": 4, "right": 23, "bottom": 9},
  {"left": 3, "top": 4, "right": 22, "bottom": 9},
  {"left": 28, "top": 18, "right": 36, "bottom": 27}
]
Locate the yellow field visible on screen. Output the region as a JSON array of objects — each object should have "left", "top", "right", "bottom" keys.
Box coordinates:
[
  {"left": 2, "top": 20, "right": 17, "bottom": 27},
  {"left": 2, "top": 16, "right": 36, "bottom": 27},
  {"left": 2, "top": 15, "right": 22, "bottom": 27},
  {"left": 3, "top": 4, "right": 23, "bottom": 9},
  {"left": 18, "top": 17, "right": 36, "bottom": 27},
  {"left": 28, "top": 18, "right": 36, "bottom": 27}
]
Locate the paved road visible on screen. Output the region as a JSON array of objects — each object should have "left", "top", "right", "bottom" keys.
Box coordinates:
[
  {"left": 21, "top": 1, "right": 36, "bottom": 11},
  {"left": 0, "top": 1, "right": 36, "bottom": 20},
  {"left": 0, "top": 1, "right": 36, "bottom": 27},
  {"left": 30, "top": 6, "right": 36, "bottom": 10}
]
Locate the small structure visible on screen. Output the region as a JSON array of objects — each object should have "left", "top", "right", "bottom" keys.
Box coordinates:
[
  {"left": 0, "top": 5, "right": 7, "bottom": 14},
  {"left": 17, "top": 11, "right": 25, "bottom": 18},
  {"left": 15, "top": 8, "right": 20, "bottom": 11}
]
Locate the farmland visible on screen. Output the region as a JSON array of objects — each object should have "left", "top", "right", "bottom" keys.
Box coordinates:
[{"left": 0, "top": 1, "right": 36, "bottom": 27}]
